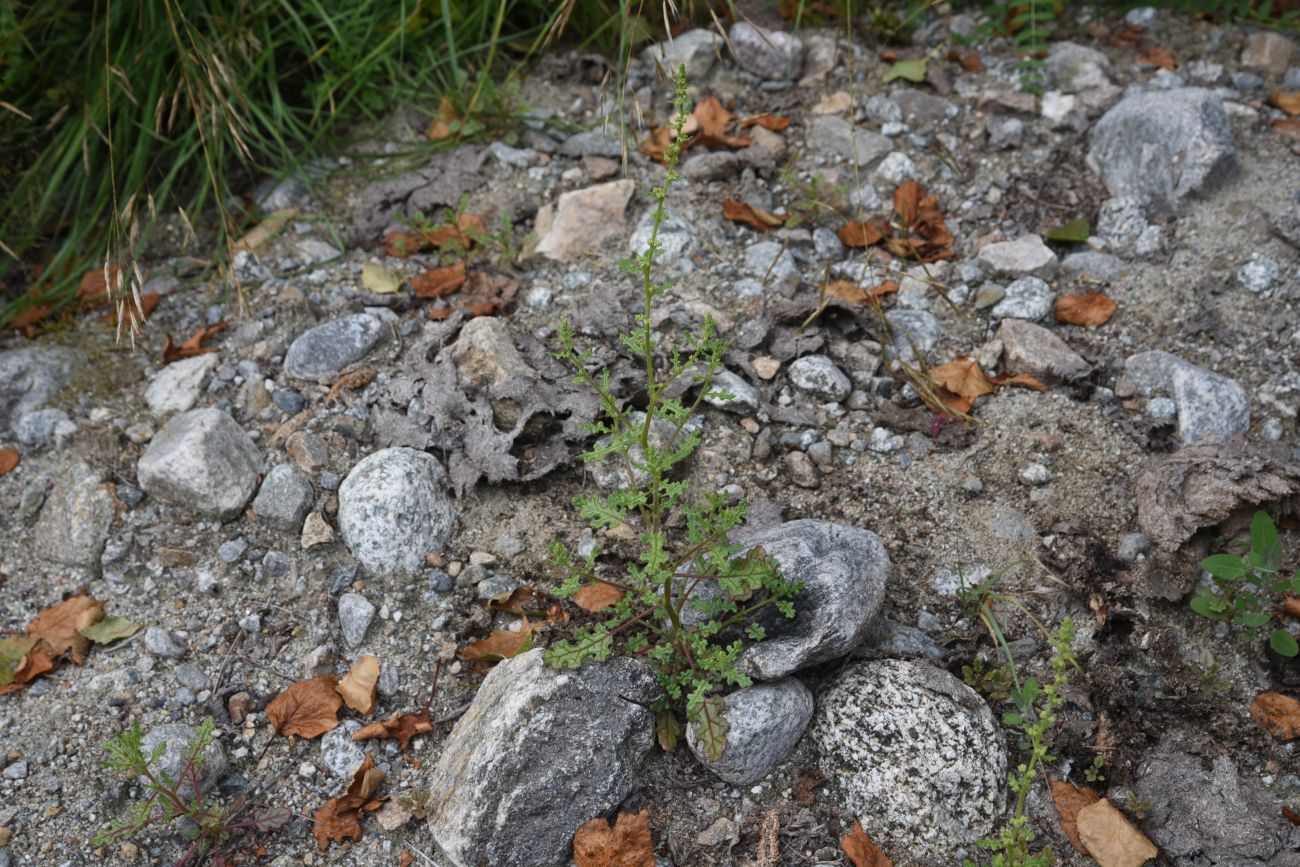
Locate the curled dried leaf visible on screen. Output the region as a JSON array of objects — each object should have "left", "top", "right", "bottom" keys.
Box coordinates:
[
  {"left": 267, "top": 675, "right": 343, "bottom": 739},
  {"left": 337, "top": 655, "right": 380, "bottom": 715},
  {"left": 1056, "top": 292, "right": 1117, "bottom": 328}
]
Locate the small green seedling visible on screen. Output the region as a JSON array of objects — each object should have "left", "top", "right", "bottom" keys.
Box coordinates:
[
  {"left": 1190, "top": 511, "right": 1300, "bottom": 657},
  {"left": 543, "top": 65, "right": 801, "bottom": 760}
]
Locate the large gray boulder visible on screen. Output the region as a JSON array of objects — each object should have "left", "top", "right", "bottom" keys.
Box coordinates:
[
  {"left": 283, "top": 313, "right": 385, "bottom": 383},
  {"left": 426, "top": 649, "right": 660, "bottom": 867},
  {"left": 136, "top": 408, "right": 262, "bottom": 520},
  {"left": 0, "top": 346, "right": 77, "bottom": 436},
  {"left": 337, "top": 448, "right": 453, "bottom": 575},
  {"left": 812, "top": 660, "right": 1005, "bottom": 860},
  {"left": 717, "top": 520, "right": 890, "bottom": 680},
  {"left": 686, "top": 678, "right": 814, "bottom": 785},
  {"left": 1087, "top": 88, "right": 1237, "bottom": 217},
  {"left": 728, "top": 21, "right": 803, "bottom": 80}
]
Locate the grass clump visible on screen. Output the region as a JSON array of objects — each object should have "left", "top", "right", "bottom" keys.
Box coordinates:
[
  {"left": 1191, "top": 510, "right": 1300, "bottom": 658},
  {"left": 543, "top": 64, "right": 801, "bottom": 760}
]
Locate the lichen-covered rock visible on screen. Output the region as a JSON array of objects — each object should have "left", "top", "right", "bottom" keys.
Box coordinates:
[
  {"left": 136, "top": 408, "right": 262, "bottom": 520},
  {"left": 426, "top": 649, "right": 660, "bottom": 867},
  {"left": 686, "top": 678, "right": 814, "bottom": 785},
  {"left": 338, "top": 448, "right": 453, "bottom": 575},
  {"left": 812, "top": 660, "right": 1005, "bottom": 860},
  {"left": 34, "top": 465, "right": 113, "bottom": 570}
]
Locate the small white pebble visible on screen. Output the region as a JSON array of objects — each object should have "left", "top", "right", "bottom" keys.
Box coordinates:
[{"left": 298, "top": 762, "right": 315, "bottom": 779}]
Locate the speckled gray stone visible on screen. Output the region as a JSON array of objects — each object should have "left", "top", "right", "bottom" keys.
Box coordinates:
[
  {"left": 0, "top": 346, "right": 77, "bottom": 436},
  {"left": 788, "top": 355, "right": 851, "bottom": 402},
  {"left": 686, "top": 678, "right": 814, "bottom": 784},
  {"left": 1117, "top": 350, "right": 1249, "bottom": 445},
  {"left": 34, "top": 465, "right": 113, "bottom": 570},
  {"left": 976, "top": 235, "right": 1058, "bottom": 279},
  {"left": 812, "top": 660, "right": 1005, "bottom": 859},
  {"left": 427, "top": 649, "right": 660, "bottom": 867},
  {"left": 320, "top": 721, "right": 366, "bottom": 779},
  {"left": 728, "top": 21, "right": 803, "bottom": 80},
  {"left": 136, "top": 408, "right": 262, "bottom": 521},
  {"left": 283, "top": 313, "right": 385, "bottom": 383},
  {"left": 337, "top": 592, "right": 376, "bottom": 648},
  {"left": 251, "top": 464, "right": 314, "bottom": 532},
  {"left": 338, "top": 448, "right": 453, "bottom": 575},
  {"left": 140, "top": 723, "right": 227, "bottom": 797},
  {"left": 704, "top": 369, "right": 760, "bottom": 414},
  {"left": 805, "top": 116, "right": 891, "bottom": 166},
  {"left": 990, "top": 277, "right": 1054, "bottom": 322}
]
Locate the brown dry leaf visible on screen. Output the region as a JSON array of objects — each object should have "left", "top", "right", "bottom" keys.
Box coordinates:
[
  {"left": 792, "top": 768, "right": 825, "bottom": 807},
  {"left": 162, "top": 321, "right": 227, "bottom": 364},
  {"left": 640, "top": 125, "right": 676, "bottom": 160},
  {"left": 1075, "top": 798, "right": 1158, "bottom": 867},
  {"left": 930, "top": 358, "right": 996, "bottom": 399},
  {"left": 1285, "top": 804, "right": 1300, "bottom": 826},
  {"left": 353, "top": 712, "right": 434, "bottom": 751},
  {"left": 267, "top": 675, "right": 343, "bottom": 739},
  {"left": 722, "top": 200, "right": 785, "bottom": 232},
  {"left": 427, "top": 213, "right": 487, "bottom": 250},
  {"left": 935, "top": 390, "right": 975, "bottom": 416},
  {"left": 1056, "top": 292, "right": 1117, "bottom": 327},
  {"left": 489, "top": 586, "right": 537, "bottom": 615},
  {"left": 324, "top": 368, "right": 377, "bottom": 406},
  {"left": 1272, "top": 118, "right": 1300, "bottom": 141},
  {"left": 1051, "top": 780, "right": 1101, "bottom": 854},
  {"left": 312, "top": 754, "right": 387, "bottom": 851},
  {"left": 336, "top": 655, "right": 380, "bottom": 715},
  {"left": 693, "top": 95, "right": 751, "bottom": 150},
  {"left": 573, "top": 582, "right": 625, "bottom": 613},
  {"left": 427, "top": 307, "right": 454, "bottom": 321},
  {"left": 105, "top": 291, "right": 161, "bottom": 329},
  {"left": 841, "top": 820, "right": 893, "bottom": 867},
  {"left": 1270, "top": 90, "right": 1300, "bottom": 117},
  {"left": 957, "top": 51, "right": 985, "bottom": 72},
  {"left": 573, "top": 809, "right": 655, "bottom": 867},
  {"left": 457, "top": 618, "right": 535, "bottom": 673},
  {"left": 838, "top": 217, "right": 888, "bottom": 248},
  {"left": 233, "top": 208, "right": 299, "bottom": 253},
  {"left": 993, "top": 372, "right": 1050, "bottom": 391},
  {"left": 894, "top": 180, "right": 922, "bottom": 225},
  {"left": 1250, "top": 691, "right": 1300, "bottom": 741},
  {"left": 739, "top": 113, "right": 791, "bottom": 131},
  {"left": 426, "top": 95, "right": 461, "bottom": 141},
  {"left": 0, "top": 637, "right": 56, "bottom": 694},
  {"left": 0, "top": 449, "right": 18, "bottom": 476},
  {"left": 1283, "top": 597, "right": 1300, "bottom": 619},
  {"left": 27, "top": 595, "right": 104, "bottom": 665},
  {"left": 1138, "top": 45, "right": 1179, "bottom": 69},
  {"left": 410, "top": 262, "right": 467, "bottom": 299}
]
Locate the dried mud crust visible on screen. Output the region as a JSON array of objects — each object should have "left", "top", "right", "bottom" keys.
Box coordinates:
[{"left": 1, "top": 5, "right": 1300, "bottom": 867}]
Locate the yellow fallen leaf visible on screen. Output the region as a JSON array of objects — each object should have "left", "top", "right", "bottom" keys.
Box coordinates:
[
  {"left": 361, "top": 262, "right": 403, "bottom": 295},
  {"left": 337, "top": 655, "right": 380, "bottom": 715}
]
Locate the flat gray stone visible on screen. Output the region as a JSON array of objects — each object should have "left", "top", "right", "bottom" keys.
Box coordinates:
[
  {"left": 320, "top": 721, "right": 366, "bottom": 779},
  {"left": 136, "top": 408, "right": 262, "bottom": 520},
  {"left": 337, "top": 592, "right": 376, "bottom": 648},
  {"left": 997, "top": 319, "right": 1092, "bottom": 382},
  {"left": 283, "top": 314, "right": 385, "bottom": 383},
  {"left": 1087, "top": 88, "right": 1238, "bottom": 217},
  {"left": 704, "top": 369, "right": 760, "bottom": 414},
  {"left": 1060, "top": 251, "right": 1130, "bottom": 283},
  {"left": 728, "top": 21, "right": 803, "bottom": 80},
  {"left": 34, "top": 465, "right": 113, "bottom": 570},
  {"left": 976, "top": 235, "right": 1058, "bottom": 279},
  {"left": 1047, "top": 42, "right": 1113, "bottom": 92},
  {"left": 812, "top": 660, "right": 1005, "bottom": 860},
  {"left": 251, "top": 464, "right": 314, "bottom": 532},
  {"left": 990, "top": 277, "right": 1054, "bottom": 322},
  {"left": 1117, "top": 351, "right": 1249, "bottom": 444},
  {"left": 0, "top": 346, "right": 77, "bottom": 436},
  {"left": 686, "top": 678, "right": 814, "bottom": 784},
  {"left": 338, "top": 448, "right": 454, "bottom": 575},
  {"left": 426, "top": 649, "right": 660, "bottom": 867},
  {"left": 805, "top": 116, "right": 891, "bottom": 166},
  {"left": 886, "top": 309, "right": 941, "bottom": 363},
  {"left": 642, "top": 29, "right": 721, "bottom": 78},
  {"left": 743, "top": 241, "right": 800, "bottom": 292},
  {"left": 788, "top": 355, "right": 851, "bottom": 402},
  {"left": 144, "top": 354, "right": 219, "bottom": 415}
]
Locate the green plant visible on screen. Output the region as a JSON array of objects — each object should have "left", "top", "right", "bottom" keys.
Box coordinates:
[
  {"left": 93, "top": 718, "right": 269, "bottom": 866},
  {"left": 958, "top": 570, "right": 1078, "bottom": 867},
  {"left": 543, "top": 65, "right": 801, "bottom": 760},
  {"left": 975, "top": 0, "right": 1056, "bottom": 92},
  {"left": 963, "top": 656, "right": 1016, "bottom": 702},
  {"left": 1083, "top": 755, "right": 1106, "bottom": 784},
  {"left": 1190, "top": 511, "right": 1300, "bottom": 658}
]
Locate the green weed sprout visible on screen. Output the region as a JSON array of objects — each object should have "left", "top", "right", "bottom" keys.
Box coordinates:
[
  {"left": 1191, "top": 511, "right": 1300, "bottom": 657},
  {"left": 543, "top": 64, "right": 801, "bottom": 760}
]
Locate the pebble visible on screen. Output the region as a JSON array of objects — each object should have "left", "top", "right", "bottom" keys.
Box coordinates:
[
  {"left": 743, "top": 241, "right": 800, "bottom": 292},
  {"left": 990, "top": 277, "right": 1054, "bottom": 321},
  {"left": 136, "top": 408, "right": 262, "bottom": 520},
  {"left": 2, "top": 760, "right": 28, "bottom": 781},
  {"left": 144, "top": 355, "right": 220, "bottom": 415},
  {"left": 337, "top": 448, "right": 454, "bottom": 575},
  {"left": 533, "top": 180, "right": 634, "bottom": 262},
  {"left": 251, "top": 464, "right": 315, "bottom": 532},
  {"left": 1237, "top": 254, "right": 1281, "bottom": 296},
  {"left": 997, "top": 319, "right": 1091, "bottom": 382},
  {"left": 874, "top": 151, "right": 917, "bottom": 184},
  {"left": 217, "top": 539, "right": 248, "bottom": 563},
  {"left": 1117, "top": 532, "right": 1151, "bottom": 562},
  {"left": 785, "top": 451, "right": 820, "bottom": 488},
  {"left": 686, "top": 679, "right": 814, "bottom": 784},
  {"left": 301, "top": 513, "right": 335, "bottom": 549},
  {"left": 728, "top": 21, "right": 803, "bottom": 80},
  {"left": 283, "top": 313, "right": 386, "bottom": 383},
  {"left": 144, "top": 626, "right": 187, "bottom": 659},
  {"left": 787, "top": 355, "right": 851, "bottom": 402},
  {"left": 976, "top": 234, "right": 1058, "bottom": 279},
  {"left": 1018, "top": 463, "right": 1052, "bottom": 486},
  {"left": 272, "top": 389, "right": 305, "bottom": 415},
  {"left": 338, "top": 592, "right": 377, "bottom": 647}
]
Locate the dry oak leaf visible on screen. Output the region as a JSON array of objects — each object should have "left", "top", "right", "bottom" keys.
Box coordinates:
[
  {"left": 823, "top": 279, "right": 897, "bottom": 305},
  {"left": 1056, "top": 291, "right": 1117, "bottom": 328},
  {"left": 104, "top": 291, "right": 161, "bottom": 330},
  {"left": 722, "top": 200, "right": 785, "bottom": 232},
  {"left": 1250, "top": 691, "right": 1300, "bottom": 741},
  {"left": 0, "top": 637, "right": 56, "bottom": 694},
  {"left": 1272, "top": 118, "right": 1300, "bottom": 141},
  {"left": 1270, "top": 90, "right": 1300, "bottom": 117},
  {"left": 992, "top": 372, "right": 1049, "bottom": 391},
  {"left": 28, "top": 595, "right": 104, "bottom": 665},
  {"left": 1138, "top": 45, "right": 1179, "bottom": 70},
  {"left": 457, "top": 618, "right": 535, "bottom": 673},
  {"left": 0, "top": 448, "right": 19, "bottom": 476},
  {"left": 841, "top": 820, "right": 893, "bottom": 867},
  {"left": 353, "top": 712, "right": 434, "bottom": 751},
  {"left": 1075, "top": 798, "right": 1158, "bottom": 867},
  {"left": 267, "top": 675, "right": 343, "bottom": 739},
  {"left": 573, "top": 809, "right": 655, "bottom": 867},
  {"left": 930, "top": 358, "right": 996, "bottom": 400},
  {"left": 410, "top": 262, "right": 467, "bottom": 299},
  {"left": 838, "top": 217, "right": 888, "bottom": 248},
  {"left": 312, "top": 753, "right": 386, "bottom": 851},
  {"left": 573, "top": 582, "right": 626, "bottom": 613},
  {"left": 1051, "top": 780, "right": 1101, "bottom": 854},
  {"left": 739, "top": 113, "right": 792, "bottom": 131},
  {"left": 692, "top": 95, "right": 751, "bottom": 150},
  {"left": 336, "top": 655, "right": 380, "bottom": 715},
  {"left": 163, "top": 321, "right": 227, "bottom": 364}
]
